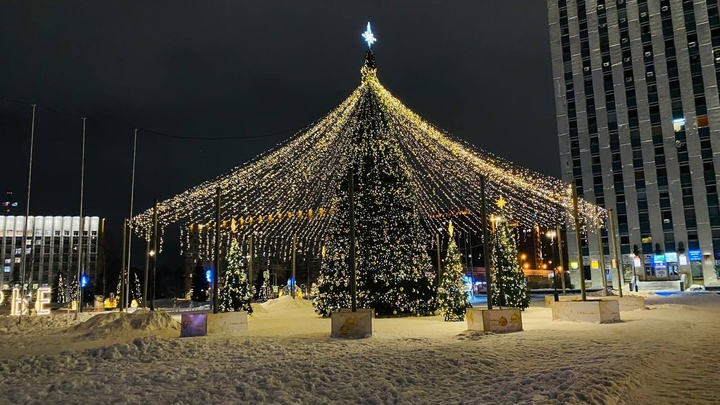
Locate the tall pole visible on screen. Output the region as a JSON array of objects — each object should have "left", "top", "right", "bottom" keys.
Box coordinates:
[
  {"left": 143, "top": 237, "right": 150, "bottom": 308},
  {"left": 348, "top": 167, "right": 357, "bottom": 312},
  {"left": 19, "top": 104, "right": 36, "bottom": 319},
  {"left": 608, "top": 209, "right": 623, "bottom": 297},
  {"left": 213, "top": 188, "right": 220, "bottom": 314},
  {"left": 572, "top": 182, "right": 587, "bottom": 301},
  {"left": 125, "top": 129, "right": 138, "bottom": 310},
  {"left": 550, "top": 232, "right": 559, "bottom": 302},
  {"left": 556, "top": 224, "right": 566, "bottom": 294},
  {"left": 151, "top": 198, "right": 158, "bottom": 311},
  {"left": 120, "top": 218, "right": 127, "bottom": 311},
  {"left": 292, "top": 235, "right": 297, "bottom": 299},
  {"left": 435, "top": 233, "right": 442, "bottom": 287},
  {"left": 480, "top": 175, "right": 493, "bottom": 310},
  {"left": 248, "top": 235, "right": 254, "bottom": 297},
  {"left": 75, "top": 117, "right": 86, "bottom": 318},
  {"left": 597, "top": 226, "right": 608, "bottom": 295}
]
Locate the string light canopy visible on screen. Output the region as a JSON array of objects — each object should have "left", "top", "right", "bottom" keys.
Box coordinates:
[{"left": 131, "top": 23, "right": 605, "bottom": 259}]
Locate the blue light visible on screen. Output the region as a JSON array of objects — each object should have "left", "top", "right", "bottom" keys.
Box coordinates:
[
  {"left": 80, "top": 274, "right": 89, "bottom": 288},
  {"left": 287, "top": 276, "right": 296, "bottom": 288},
  {"left": 205, "top": 269, "right": 214, "bottom": 284}
]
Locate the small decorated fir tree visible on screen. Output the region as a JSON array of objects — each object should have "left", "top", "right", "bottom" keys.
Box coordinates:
[
  {"left": 437, "top": 222, "right": 471, "bottom": 321},
  {"left": 490, "top": 205, "right": 530, "bottom": 310},
  {"left": 219, "top": 239, "right": 253, "bottom": 314}
]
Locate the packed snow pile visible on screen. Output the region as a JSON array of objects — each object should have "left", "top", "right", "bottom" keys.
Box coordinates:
[
  {"left": 260, "top": 296, "right": 314, "bottom": 312},
  {"left": 68, "top": 310, "right": 179, "bottom": 339},
  {"left": 0, "top": 312, "right": 95, "bottom": 335}
]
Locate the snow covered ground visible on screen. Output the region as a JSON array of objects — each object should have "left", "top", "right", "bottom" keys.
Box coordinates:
[{"left": 1, "top": 293, "right": 719, "bottom": 405}]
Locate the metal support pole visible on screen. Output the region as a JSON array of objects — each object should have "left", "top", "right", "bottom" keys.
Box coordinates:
[
  {"left": 125, "top": 129, "right": 138, "bottom": 310},
  {"left": 348, "top": 167, "right": 357, "bottom": 312},
  {"left": 572, "top": 182, "right": 586, "bottom": 301},
  {"left": 480, "top": 175, "right": 493, "bottom": 310},
  {"left": 120, "top": 219, "right": 127, "bottom": 311},
  {"left": 213, "top": 188, "right": 220, "bottom": 314},
  {"left": 292, "top": 235, "right": 297, "bottom": 299},
  {"left": 551, "top": 232, "right": 559, "bottom": 302},
  {"left": 436, "top": 233, "right": 442, "bottom": 286},
  {"left": 151, "top": 199, "right": 158, "bottom": 311},
  {"left": 19, "top": 104, "right": 36, "bottom": 319},
  {"left": 76, "top": 117, "right": 86, "bottom": 318},
  {"left": 143, "top": 237, "right": 150, "bottom": 308},
  {"left": 597, "top": 227, "right": 608, "bottom": 295},
  {"left": 248, "top": 235, "right": 253, "bottom": 298},
  {"left": 608, "top": 209, "right": 623, "bottom": 297},
  {"left": 557, "top": 225, "right": 566, "bottom": 294}
]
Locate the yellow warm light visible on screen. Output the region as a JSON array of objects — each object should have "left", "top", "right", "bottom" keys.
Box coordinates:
[{"left": 129, "top": 52, "right": 606, "bottom": 259}]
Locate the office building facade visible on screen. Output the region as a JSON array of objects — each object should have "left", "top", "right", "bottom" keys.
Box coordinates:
[
  {"left": 1, "top": 216, "right": 104, "bottom": 295},
  {"left": 548, "top": 0, "right": 720, "bottom": 287}
]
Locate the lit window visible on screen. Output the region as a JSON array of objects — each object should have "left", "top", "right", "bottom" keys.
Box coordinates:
[
  {"left": 673, "top": 118, "right": 686, "bottom": 132},
  {"left": 3, "top": 266, "right": 10, "bottom": 273},
  {"left": 15, "top": 248, "right": 21, "bottom": 255},
  {"left": 697, "top": 115, "right": 709, "bottom": 128},
  {"left": 3, "top": 259, "right": 9, "bottom": 264},
  {"left": 14, "top": 257, "right": 20, "bottom": 263}
]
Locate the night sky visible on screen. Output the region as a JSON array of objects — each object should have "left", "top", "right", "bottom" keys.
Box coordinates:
[{"left": 0, "top": 1, "right": 556, "bottom": 263}]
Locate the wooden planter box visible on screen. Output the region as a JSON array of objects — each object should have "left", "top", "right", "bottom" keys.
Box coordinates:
[
  {"left": 545, "top": 295, "right": 645, "bottom": 311},
  {"left": 331, "top": 308, "right": 373, "bottom": 338},
  {"left": 466, "top": 308, "right": 523, "bottom": 333},
  {"left": 180, "top": 311, "right": 248, "bottom": 337},
  {"left": 551, "top": 300, "right": 620, "bottom": 323}
]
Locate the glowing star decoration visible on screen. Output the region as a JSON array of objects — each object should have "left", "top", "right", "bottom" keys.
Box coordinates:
[
  {"left": 497, "top": 197, "right": 507, "bottom": 209},
  {"left": 448, "top": 220, "right": 454, "bottom": 237},
  {"left": 362, "top": 22, "right": 377, "bottom": 48}
]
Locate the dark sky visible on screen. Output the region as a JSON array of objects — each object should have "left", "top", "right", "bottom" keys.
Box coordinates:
[{"left": 0, "top": 1, "right": 556, "bottom": 251}]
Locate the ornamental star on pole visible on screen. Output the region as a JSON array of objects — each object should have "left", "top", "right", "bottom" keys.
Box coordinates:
[
  {"left": 497, "top": 197, "right": 507, "bottom": 209},
  {"left": 362, "top": 22, "right": 377, "bottom": 48}
]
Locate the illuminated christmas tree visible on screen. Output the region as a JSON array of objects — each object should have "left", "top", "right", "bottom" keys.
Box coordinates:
[
  {"left": 219, "top": 239, "right": 253, "bottom": 314},
  {"left": 131, "top": 271, "right": 143, "bottom": 305},
  {"left": 69, "top": 275, "right": 78, "bottom": 303},
  {"left": 490, "top": 204, "right": 530, "bottom": 310},
  {"left": 314, "top": 51, "right": 436, "bottom": 317},
  {"left": 54, "top": 272, "right": 67, "bottom": 304},
  {"left": 438, "top": 222, "right": 471, "bottom": 321}
]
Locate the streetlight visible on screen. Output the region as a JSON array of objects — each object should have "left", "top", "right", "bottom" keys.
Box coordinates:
[{"left": 546, "top": 229, "right": 560, "bottom": 302}]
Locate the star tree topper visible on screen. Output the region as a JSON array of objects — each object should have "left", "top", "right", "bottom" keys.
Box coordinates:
[{"left": 362, "top": 22, "right": 377, "bottom": 48}]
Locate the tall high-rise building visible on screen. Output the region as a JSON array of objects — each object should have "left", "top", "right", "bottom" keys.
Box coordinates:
[
  {"left": 0, "top": 216, "right": 105, "bottom": 298},
  {"left": 548, "top": 0, "right": 720, "bottom": 287}
]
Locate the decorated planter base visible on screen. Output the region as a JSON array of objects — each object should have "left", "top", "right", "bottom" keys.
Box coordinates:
[
  {"left": 545, "top": 295, "right": 645, "bottom": 311},
  {"left": 208, "top": 311, "right": 248, "bottom": 334},
  {"left": 180, "top": 311, "right": 248, "bottom": 337},
  {"left": 551, "top": 300, "right": 620, "bottom": 323},
  {"left": 466, "top": 308, "right": 523, "bottom": 333},
  {"left": 331, "top": 308, "right": 373, "bottom": 338}
]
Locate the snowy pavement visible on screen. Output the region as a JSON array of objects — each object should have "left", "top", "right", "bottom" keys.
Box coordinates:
[{"left": 1, "top": 294, "right": 719, "bottom": 404}]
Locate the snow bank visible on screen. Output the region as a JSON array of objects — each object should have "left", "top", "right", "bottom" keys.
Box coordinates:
[
  {"left": 0, "top": 312, "right": 95, "bottom": 335},
  {"left": 68, "top": 310, "right": 179, "bottom": 339},
  {"left": 0, "top": 294, "right": 719, "bottom": 404}
]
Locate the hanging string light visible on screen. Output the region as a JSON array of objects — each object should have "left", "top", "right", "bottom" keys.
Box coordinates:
[{"left": 131, "top": 40, "right": 604, "bottom": 258}]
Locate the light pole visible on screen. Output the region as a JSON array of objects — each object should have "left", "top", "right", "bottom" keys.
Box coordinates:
[
  {"left": 148, "top": 249, "right": 156, "bottom": 310},
  {"left": 546, "top": 229, "right": 559, "bottom": 302}
]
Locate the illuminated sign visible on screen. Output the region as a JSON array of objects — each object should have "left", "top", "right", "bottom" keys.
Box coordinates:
[
  {"left": 679, "top": 255, "right": 688, "bottom": 265},
  {"left": 205, "top": 269, "right": 214, "bottom": 284},
  {"left": 569, "top": 261, "right": 579, "bottom": 270},
  {"left": 653, "top": 255, "right": 665, "bottom": 265},
  {"left": 664, "top": 252, "right": 678, "bottom": 263},
  {"left": 35, "top": 287, "right": 51, "bottom": 315},
  {"left": 80, "top": 274, "right": 89, "bottom": 288},
  {"left": 591, "top": 260, "right": 599, "bottom": 270},
  {"left": 11, "top": 288, "right": 23, "bottom": 316},
  {"left": 633, "top": 257, "right": 642, "bottom": 267},
  {"left": 688, "top": 250, "right": 702, "bottom": 261}
]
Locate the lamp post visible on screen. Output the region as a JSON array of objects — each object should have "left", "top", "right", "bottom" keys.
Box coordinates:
[
  {"left": 148, "top": 249, "right": 156, "bottom": 310},
  {"left": 546, "top": 229, "right": 559, "bottom": 302}
]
